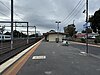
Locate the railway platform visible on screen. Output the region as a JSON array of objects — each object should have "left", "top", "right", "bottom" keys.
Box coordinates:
[{"left": 0, "top": 39, "right": 100, "bottom": 75}]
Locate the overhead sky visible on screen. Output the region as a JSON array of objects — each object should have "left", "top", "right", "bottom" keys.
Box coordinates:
[{"left": 0, "top": 0, "right": 100, "bottom": 34}]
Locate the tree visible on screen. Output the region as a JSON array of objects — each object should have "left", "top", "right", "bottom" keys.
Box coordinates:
[
  {"left": 81, "top": 30, "right": 86, "bottom": 33},
  {"left": 13, "top": 30, "right": 27, "bottom": 38},
  {"left": 86, "top": 28, "right": 92, "bottom": 33},
  {"left": 89, "top": 9, "right": 100, "bottom": 34},
  {"left": 64, "top": 24, "right": 77, "bottom": 37},
  {"left": 20, "top": 32, "right": 27, "bottom": 37},
  {"left": 81, "top": 28, "right": 92, "bottom": 33},
  {"left": 29, "top": 33, "right": 38, "bottom": 37},
  {"left": 13, "top": 30, "right": 20, "bottom": 38}
]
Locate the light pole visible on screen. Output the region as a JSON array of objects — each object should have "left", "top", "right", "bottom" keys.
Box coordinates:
[
  {"left": 73, "top": 20, "right": 75, "bottom": 25},
  {"left": 11, "top": 0, "right": 13, "bottom": 49},
  {"left": 27, "top": 22, "right": 29, "bottom": 44},
  {"left": 33, "top": 26, "right": 36, "bottom": 38},
  {"left": 15, "top": 22, "right": 17, "bottom": 30},
  {"left": 55, "top": 21, "right": 61, "bottom": 43},
  {"left": 86, "top": 0, "right": 89, "bottom": 53}
]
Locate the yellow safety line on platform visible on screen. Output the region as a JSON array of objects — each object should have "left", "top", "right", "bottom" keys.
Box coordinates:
[{"left": 2, "top": 39, "right": 43, "bottom": 75}]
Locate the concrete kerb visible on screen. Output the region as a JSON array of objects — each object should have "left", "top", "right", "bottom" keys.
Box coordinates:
[
  {"left": 0, "top": 38, "right": 44, "bottom": 73},
  {"left": 71, "top": 41, "right": 100, "bottom": 48},
  {"left": 70, "top": 41, "right": 100, "bottom": 59},
  {"left": 88, "top": 53, "right": 100, "bottom": 59}
]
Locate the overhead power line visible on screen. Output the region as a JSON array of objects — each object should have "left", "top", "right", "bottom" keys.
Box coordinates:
[
  {"left": 62, "top": 0, "right": 84, "bottom": 23},
  {"left": 0, "top": 1, "right": 11, "bottom": 10},
  {"left": 0, "top": 1, "right": 10, "bottom": 18},
  {"left": 62, "top": 0, "right": 84, "bottom": 22},
  {"left": 0, "top": 1, "right": 24, "bottom": 21},
  {"left": 0, "top": 11, "right": 10, "bottom": 18},
  {"left": 14, "top": 13, "right": 24, "bottom": 21},
  {"left": 65, "top": 3, "right": 85, "bottom": 25}
]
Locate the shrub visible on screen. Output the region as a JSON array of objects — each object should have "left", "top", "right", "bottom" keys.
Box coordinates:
[
  {"left": 80, "top": 38, "right": 86, "bottom": 43},
  {"left": 94, "top": 35, "right": 100, "bottom": 43}
]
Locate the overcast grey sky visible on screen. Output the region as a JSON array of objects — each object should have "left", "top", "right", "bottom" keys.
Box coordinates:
[{"left": 0, "top": 0, "right": 100, "bottom": 34}]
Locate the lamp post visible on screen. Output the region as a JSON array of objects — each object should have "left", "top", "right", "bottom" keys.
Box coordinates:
[
  {"left": 27, "top": 22, "right": 29, "bottom": 44},
  {"left": 11, "top": 0, "right": 13, "bottom": 49},
  {"left": 73, "top": 20, "right": 75, "bottom": 25},
  {"left": 55, "top": 21, "right": 61, "bottom": 43},
  {"left": 33, "top": 26, "right": 36, "bottom": 38},
  {"left": 86, "top": 0, "right": 89, "bottom": 53},
  {"left": 82, "top": 0, "right": 89, "bottom": 53}
]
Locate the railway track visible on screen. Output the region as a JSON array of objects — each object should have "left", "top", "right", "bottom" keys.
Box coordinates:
[
  {"left": 0, "top": 38, "right": 35, "bottom": 54},
  {"left": 0, "top": 37, "right": 42, "bottom": 64}
]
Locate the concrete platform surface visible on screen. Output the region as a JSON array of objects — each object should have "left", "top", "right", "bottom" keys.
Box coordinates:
[
  {"left": 18, "top": 42, "right": 100, "bottom": 75},
  {"left": 2, "top": 41, "right": 100, "bottom": 75}
]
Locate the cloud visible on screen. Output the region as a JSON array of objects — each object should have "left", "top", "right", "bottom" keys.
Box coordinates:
[{"left": 0, "top": 0, "right": 100, "bottom": 34}]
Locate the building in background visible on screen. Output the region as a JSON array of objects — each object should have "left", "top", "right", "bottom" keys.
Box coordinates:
[
  {"left": 75, "top": 33, "right": 99, "bottom": 39},
  {"left": 43, "top": 32, "right": 68, "bottom": 42}
]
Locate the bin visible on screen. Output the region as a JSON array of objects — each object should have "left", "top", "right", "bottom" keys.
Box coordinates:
[{"left": 55, "top": 38, "right": 59, "bottom": 43}]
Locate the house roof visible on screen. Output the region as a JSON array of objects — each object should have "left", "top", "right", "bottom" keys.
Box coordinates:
[{"left": 43, "top": 32, "right": 68, "bottom": 36}]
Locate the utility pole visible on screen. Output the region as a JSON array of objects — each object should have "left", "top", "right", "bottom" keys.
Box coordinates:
[
  {"left": 86, "top": 0, "right": 89, "bottom": 53},
  {"left": 11, "top": 0, "right": 13, "bottom": 49},
  {"left": 55, "top": 21, "right": 61, "bottom": 43},
  {"left": 73, "top": 20, "right": 75, "bottom": 25},
  {"left": 27, "top": 22, "right": 29, "bottom": 44},
  {"left": 33, "top": 26, "right": 36, "bottom": 38},
  {"left": 15, "top": 22, "right": 16, "bottom": 30}
]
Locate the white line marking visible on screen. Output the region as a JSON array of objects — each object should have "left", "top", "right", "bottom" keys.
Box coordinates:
[
  {"left": 32, "top": 56, "right": 46, "bottom": 60},
  {"left": 44, "top": 71, "right": 52, "bottom": 75}
]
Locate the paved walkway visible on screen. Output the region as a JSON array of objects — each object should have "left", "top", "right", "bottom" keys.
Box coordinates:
[{"left": 2, "top": 41, "right": 100, "bottom": 75}]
